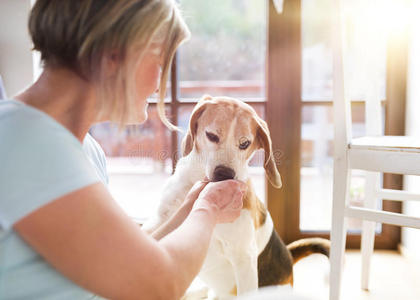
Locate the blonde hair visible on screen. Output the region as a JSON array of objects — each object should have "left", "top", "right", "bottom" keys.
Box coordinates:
[{"left": 29, "top": 0, "right": 190, "bottom": 128}]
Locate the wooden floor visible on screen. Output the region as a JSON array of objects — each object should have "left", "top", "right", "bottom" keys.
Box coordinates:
[
  {"left": 293, "top": 250, "right": 420, "bottom": 300},
  {"left": 185, "top": 250, "right": 420, "bottom": 300}
]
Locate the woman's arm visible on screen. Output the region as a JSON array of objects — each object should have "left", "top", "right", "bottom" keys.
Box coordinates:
[{"left": 14, "top": 180, "right": 245, "bottom": 300}]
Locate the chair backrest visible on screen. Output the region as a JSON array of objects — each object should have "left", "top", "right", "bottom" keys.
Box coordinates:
[
  {"left": 332, "top": 0, "right": 352, "bottom": 159},
  {"left": 361, "top": 1, "right": 385, "bottom": 137},
  {"left": 332, "top": 0, "right": 384, "bottom": 152}
]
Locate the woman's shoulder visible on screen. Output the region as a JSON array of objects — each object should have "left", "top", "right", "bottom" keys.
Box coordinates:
[
  {"left": 0, "top": 100, "right": 101, "bottom": 231},
  {"left": 0, "top": 99, "right": 82, "bottom": 149}
]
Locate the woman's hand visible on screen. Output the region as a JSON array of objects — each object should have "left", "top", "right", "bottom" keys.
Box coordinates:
[{"left": 192, "top": 180, "right": 247, "bottom": 224}]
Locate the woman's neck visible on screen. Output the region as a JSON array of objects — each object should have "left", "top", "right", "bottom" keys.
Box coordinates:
[{"left": 15, "top": 67, "right": 98, "bottom": 143}]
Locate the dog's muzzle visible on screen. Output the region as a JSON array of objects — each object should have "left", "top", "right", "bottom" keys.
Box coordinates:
[{"left": 211, "top": 165, "right": 236, "bottom": 182}]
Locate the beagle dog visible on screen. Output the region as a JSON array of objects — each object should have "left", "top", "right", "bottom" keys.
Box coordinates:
[{"left": 143, "top": 95, "right": 330, "bottom": 299}]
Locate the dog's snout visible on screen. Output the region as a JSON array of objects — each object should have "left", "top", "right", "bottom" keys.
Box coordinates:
[{"left": 212, "top": 165, "right": 236, "bottom": 182}]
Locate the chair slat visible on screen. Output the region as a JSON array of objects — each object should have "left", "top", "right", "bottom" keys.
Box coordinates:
[
  {"left": 377, "top": 189, "right": 420, "bottom": 202},
  {"left": 349, "top": 148, "right": 420, "bottom": 176},
  {"left": 345, "top": 206, "right": 420, "bottom": 229},
  {"left": 351, "top": 136, "right": 420, "bottom": 151}
]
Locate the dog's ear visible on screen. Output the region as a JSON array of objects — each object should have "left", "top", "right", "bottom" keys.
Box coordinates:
[
  {"left": 255, "top": 116, "right": 282, "bottom": 188},
  {"left": 181, "top": 95, "right": 213, "bottom": 156}
]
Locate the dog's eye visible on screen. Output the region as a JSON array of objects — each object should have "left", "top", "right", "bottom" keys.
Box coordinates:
[
  {"left": 206, "top": 131, "right": 219, "bottom": 143},
  {"left": 239, "top": 140, "right": 251, "bottom": 150}
]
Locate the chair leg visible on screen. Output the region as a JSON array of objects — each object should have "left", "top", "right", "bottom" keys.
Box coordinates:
[
  {"left": 330, "top": 168, "right": 351, "bottom": 300},
  {"left": 361, "top": 221, "right": 375, "bottom": 290},
  {"left": 361, "top": 172, "right": 380, "bottom": 290}
]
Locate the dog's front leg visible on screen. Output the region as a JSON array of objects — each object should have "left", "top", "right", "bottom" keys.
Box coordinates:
[
  {"left": 219, "top": 210, "right": 259, "bottom": 295},
  {"left": 229, "top": 243, "right": 259, "bottom": 295}
]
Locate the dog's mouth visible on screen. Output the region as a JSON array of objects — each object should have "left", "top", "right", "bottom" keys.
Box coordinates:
[{"left": 210, "top": 165, "right": 236, "bottom": 182}]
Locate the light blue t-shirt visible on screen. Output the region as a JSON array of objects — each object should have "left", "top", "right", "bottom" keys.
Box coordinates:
[{"left": 0, "top": 99, "right": 108, "bottom": 299}]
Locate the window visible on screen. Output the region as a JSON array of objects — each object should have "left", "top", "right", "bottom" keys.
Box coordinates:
[
  {"left": 300, "top": 0, "right": 388, "bottom": 232},
  {"left": 91, "top": 0, "right": 406, "bottom": 249},
  {"left": 266, "top": 0, "right": 406, "bottom": 248},
  {"left": 179, "top": 0, "right": 266, "bottom": 100}
]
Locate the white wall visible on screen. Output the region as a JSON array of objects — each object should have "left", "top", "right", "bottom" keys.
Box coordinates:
[
  {"left": 402, "top": 0, "right": 420, "bottom": 262},
  {"left": 0, "top": 0, "right": 34, "bottom": 97}
]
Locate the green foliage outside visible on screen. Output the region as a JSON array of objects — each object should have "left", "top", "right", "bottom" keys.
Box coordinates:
[{"left": 179, "top": 0, "right": 266, "bottom": 82}]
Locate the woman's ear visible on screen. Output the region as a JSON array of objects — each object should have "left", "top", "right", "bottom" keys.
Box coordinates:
[
  {"left": 255, "top": 116, "right": 282, "bottom": 188},
  {"left": 181, "top": 95, "right": 213, "bottom": 156}
]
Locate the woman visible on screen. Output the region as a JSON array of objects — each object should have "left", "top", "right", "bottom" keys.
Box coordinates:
[{"left": 0, "top": 1, "right": 246, "bottom": 299}]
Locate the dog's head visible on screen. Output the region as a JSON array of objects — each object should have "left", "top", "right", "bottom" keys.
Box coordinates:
[{"left": 181, "top": 95, "right": 282, "bottom": 188}]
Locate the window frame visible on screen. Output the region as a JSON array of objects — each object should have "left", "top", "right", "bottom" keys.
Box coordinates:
[
  {"left": 161, "top": 0, "right": 406, "bottom": 249},
  {"left": 266, "top": 0, "right": 406, "bottom": 249}
]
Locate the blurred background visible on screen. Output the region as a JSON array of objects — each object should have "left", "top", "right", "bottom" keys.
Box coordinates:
[{"left": 1, "top": 1, "right": 419, "bottom": 289}]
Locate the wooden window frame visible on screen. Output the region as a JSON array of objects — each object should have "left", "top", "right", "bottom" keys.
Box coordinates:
[
  {"left": 266, "top": 0, "right": 407, "bottom": 249},
  {"left": 165, "top": 0, "right": 406, "bottom": 249}
]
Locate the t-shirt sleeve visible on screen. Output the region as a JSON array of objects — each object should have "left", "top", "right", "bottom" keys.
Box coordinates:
[
  {"left": 0, "top": 115, "right": 101, "bottom": 231},
  {"left": 83, "top": 133, "right": 109, "bottom": 186}
]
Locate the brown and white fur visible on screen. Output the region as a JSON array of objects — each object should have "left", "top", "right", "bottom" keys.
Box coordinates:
[{"left": 143, "top": 95, "right": 330, "bottom": 299}]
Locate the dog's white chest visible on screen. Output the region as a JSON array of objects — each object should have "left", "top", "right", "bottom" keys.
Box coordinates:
[
  {"left": 199, "top": 210, "right": 255, "bottom": 296},
  {"left": 198, "top": 209, "right": 273, "bottom": 297}
]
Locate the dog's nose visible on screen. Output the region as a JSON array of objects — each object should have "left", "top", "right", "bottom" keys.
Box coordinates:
[{"left": 212, "top": 165, "right": 236, "bottom": 182}]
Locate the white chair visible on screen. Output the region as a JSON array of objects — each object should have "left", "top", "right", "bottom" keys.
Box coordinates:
[{"left": 329, "top": 0, "right": 420, "bottom": 299}]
